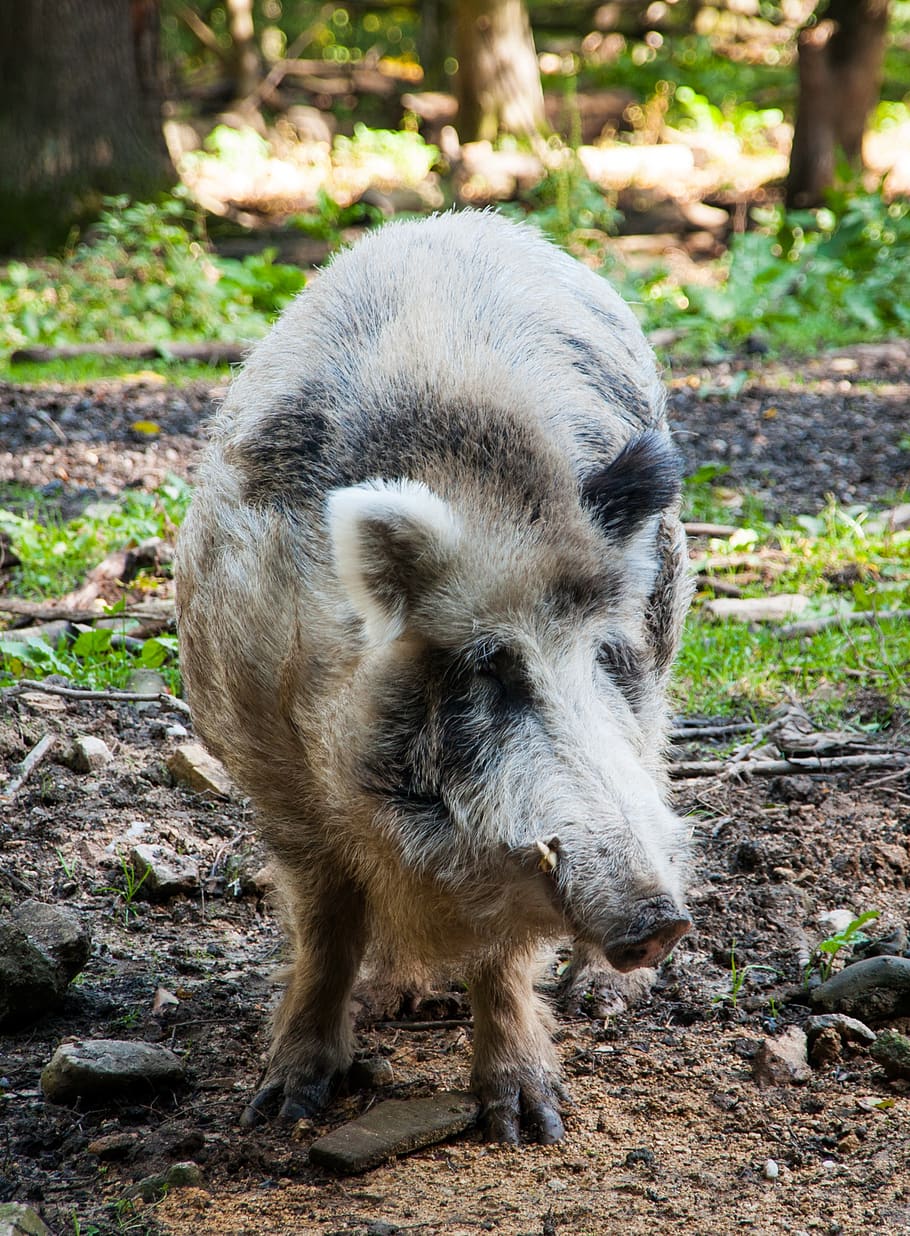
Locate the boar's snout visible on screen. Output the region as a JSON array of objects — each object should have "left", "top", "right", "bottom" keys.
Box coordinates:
[{"left": 604, "top": 896, "right": 692, "bottom": 973}]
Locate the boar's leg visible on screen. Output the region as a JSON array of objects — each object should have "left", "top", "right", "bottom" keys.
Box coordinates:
[
  {"left": 241, "top": 871, "right": 368, "bottom": 1127},
  {"left": 470, "top": 945, "right": 566, "bottom": 1145},
  {"left": 558, "top": 941, "right": 656, "bottom": 1019}
]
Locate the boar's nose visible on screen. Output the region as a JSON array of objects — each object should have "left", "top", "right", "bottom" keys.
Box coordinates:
[{"left": 604, "top": 897, "right": 692, "bottom": 973}]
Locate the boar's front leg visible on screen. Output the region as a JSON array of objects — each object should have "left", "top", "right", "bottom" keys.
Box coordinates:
[
  {"left": 470, "top": 945, "right": 566, "bottom": 1145},
  {"left": 241, "top": 869, "right": 367, "bottom": 1127}
]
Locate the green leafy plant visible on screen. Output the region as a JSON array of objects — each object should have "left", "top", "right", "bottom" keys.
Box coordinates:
[
  {"left": 806, "top": 911, "right": 881, "bottom": 984},
  {"left": 104, "top": 854, "right": 152, "bottom": 923}
]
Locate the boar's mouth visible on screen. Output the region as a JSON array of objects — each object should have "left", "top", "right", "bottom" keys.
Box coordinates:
[{"left": 602, "top": 897, "right": 692, "bottom": 972}]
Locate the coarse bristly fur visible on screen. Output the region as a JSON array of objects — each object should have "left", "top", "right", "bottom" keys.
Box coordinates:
[{"left": 175, "top": 210, "right": 695, "bottom": 1145}]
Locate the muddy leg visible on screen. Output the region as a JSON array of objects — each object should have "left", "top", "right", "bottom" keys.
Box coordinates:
[
  {"left": 241, "top": 870, "right": 367, "bottom": 1127},
  {"left": 470, "top": 946, "right": 566, "bottom": 1146}
]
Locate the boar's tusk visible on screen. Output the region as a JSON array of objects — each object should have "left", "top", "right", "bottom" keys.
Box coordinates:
[{"left": 535, "top": 838, "right": 560, "bottom": 874}]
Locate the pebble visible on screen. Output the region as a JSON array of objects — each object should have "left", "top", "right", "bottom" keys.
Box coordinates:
[
  {"left": 804, "top": 1014, "right": 877, "bottom": 1046},
  {"left": 0, "top": 1204, "right": 51, "bottom": 1236},
  {"left": 86, "top": 1132, "right": 138, "bottom": 1160},
  {"left": 811, "top": 956, "right": 910, "bottom": 1019},
  {"left": 763, "top": 1158, "right": 779, "bottom": 1180},
  {"left": 752, "top": 1026, "right": 811, "bottom": 1086},
  {"left": 869, "top": 1029, "right": 910, "bottom": 1080},
  {"left": 0, "top": 900, "right": 92, "bottom": 1029},
  {"left": 41, "top": 1038, "right": 186, "bottom": 1104},
  {"left": 70, "top": 735, "right": 114, "bottom": 773},
  {"left": 309, "top": 1092, "right": 480, "bottom": 1173},
  {"left": 126, "top": 1161, "right": 204, "bottom": 1201},
  {"left": 168, "top": 742, "right": 233, "bottom": 798},
  {"left": 129, "top": 843, "right": 199, "bottom": 899}
]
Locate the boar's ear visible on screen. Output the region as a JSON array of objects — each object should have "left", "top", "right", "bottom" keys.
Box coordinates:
[
  {"left": 326, "top": 479, "right": 461, "bottom": 644},
  {"left": 581, "top": 430, "right": 682, "bottom": 540}
]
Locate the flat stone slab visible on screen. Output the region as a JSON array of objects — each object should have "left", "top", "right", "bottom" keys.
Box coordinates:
[
  {"left": 309, "top": 1091, "right": 480, "bottom": 1173},
  {"left": 168, "top": 742, "right": 233, "bottom": 798},
  {"left": 810, "top": 956, "right": 910, "bottom": 1019},
  {"left": 41, "top": 1038, "right": 185, "bottom": 1104}
]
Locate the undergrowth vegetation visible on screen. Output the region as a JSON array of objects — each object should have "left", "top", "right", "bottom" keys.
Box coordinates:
[{"left": 1, "top": 473, "right": 907, "bottom": 721}]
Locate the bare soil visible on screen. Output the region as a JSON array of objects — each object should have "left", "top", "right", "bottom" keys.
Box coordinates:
[{"left": 1, "top": 346, "right": 909, "bottom": 1236}]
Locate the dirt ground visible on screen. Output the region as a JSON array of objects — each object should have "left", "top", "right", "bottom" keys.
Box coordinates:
[{"left": 1, "top": 344, "right": 909, "bottom": 1236}]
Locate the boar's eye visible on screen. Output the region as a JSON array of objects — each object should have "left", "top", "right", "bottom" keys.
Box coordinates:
[
  {"left": 596, "top": 641, "right": 644, "bottom": 706},
  {"left": 474, "top": 648, "right": 533, "bottom": 709}
]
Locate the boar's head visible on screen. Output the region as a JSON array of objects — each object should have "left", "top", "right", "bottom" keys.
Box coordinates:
[{"left": 324, "top": 428, "right": 691, "bottom": 971}]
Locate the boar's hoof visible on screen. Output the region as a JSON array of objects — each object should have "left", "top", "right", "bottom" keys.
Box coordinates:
[
  {"left": 478, "top": 1075, "right": 567, "bottom": 1145},
  {"left": 239, "top": 1072, "right": 337, "bottom": 1128}
]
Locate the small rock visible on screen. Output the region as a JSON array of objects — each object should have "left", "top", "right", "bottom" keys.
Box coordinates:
[
  {"left": 869, "top": 1029, "right": 910, "bottom": 1081},
  {"left": 348, "top": 1056, "right": 395, "bottom": 1089},
  {"left": 70, "top": 735, "right": 114, "bottom": 773},
  {"left": 817, "top": 909, "right": 857, "bottom": 936},
  {"left": 309, "top": 1092, "right": 480, "bottom": 1173},
  {"left": 886, "top": 501, "right": 910, "bottom": 531},
  {"left": 127, "top": 668, "right": 167, "bottom": 697},
  {"left": 126, "top": 1161, "right": 204, "bottom": 1202},
  {"left": 165, "top": 722, "right": 189, "bottom": 740},
  {"left": 41, "top": 1038, "right": 186, "bottom": 1104},
  {"left": 364, "top": 1223, "right": 400, "bottom": 1236},
  {"left": 624, "top": 1147, "right": 655, "bottom": 1168},
  {"left": 87, "top": 1132, "right": 138, "bottom": 1160},
  {"left": 0, "top": 901, "right": 92, "bottom": 1028},
  {"left": 805, "top": 1014, "right": 877, "bottom": 1046},
  {"left": 752, "top": 1027, "right": 811, "bottom": 1086},
  {"left": 129, "top": 843, "right": 199, "bottom": 899},
  {"left": 168, "top": 742, "right": 233, "bottom": 798},
  {"left": 811, "top": 957, "right": 910, "bottom": 1020},
  {"left": 0, "top": 1203, "right": 52, "bottom": 1236},
  {"left": 704, "top": 595, "right": 809, "bottom": 623},
  {"left": 808, "top": 1026, "right": 842, "bottom": 1067},
  {"left": 763, "top": 1159, "right": 779, "bottom": 1180},
  {"left": 546, "top": 1178, "right": 568, "bottom": 1191}
]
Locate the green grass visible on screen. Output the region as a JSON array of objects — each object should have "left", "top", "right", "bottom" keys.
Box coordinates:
[
  {"left": 0, "top": 357, "right": 232, "bottom": 386},
  {"left": 677, "top": 483, "right": 910, "bottom": 718}
]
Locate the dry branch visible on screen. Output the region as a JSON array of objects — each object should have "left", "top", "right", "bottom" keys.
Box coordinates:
[
  {"left": 670, "top": 752, "right": 908, "bottom": 780},
  {"left": 1, "top": 733, "right": 55, "bottom": 802},
  {"left": 683, "top": 522, "right": 739, "bottom": 537},
  {"left": 777, "top": 608, "right": 910, "bottom": 639},
  {"left": 9, "top": 341, "right": 246, "bottom": 365},
  {"left": 3, "top": 679, "right": 190, "bottom": 715}
]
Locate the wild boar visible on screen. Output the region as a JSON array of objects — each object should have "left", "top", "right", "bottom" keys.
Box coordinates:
[{"left": 175, "top": 210, "right": 693, "bottom": 1145}]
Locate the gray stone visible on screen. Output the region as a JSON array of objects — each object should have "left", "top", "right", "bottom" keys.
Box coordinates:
[
  {"left": 805, "top": 1014, "right": 877, "bottom": 1046},
  {"left": 126, "top": 668, "right": 167, "bottom": 697},
  {"left": 128, "top": 843, "right": 199, "bottom": 899},
  {"left": 810, "top": 956, "right": 910, "bottom": 1020},
  {"left": 71, "top": 735, "right": 114, "bottom": 773},
  {"left": 348, "top": 1056, "right": 395, "bottom": 1090},
  {"left": 126, "top": 1161, "right": 204, "bottom": 1201},
  {"left": 309, "top": 1091, "right": 480, "bottom": 1173},
  {"left": 41, "top": 1038, "right": 185, "bottom": 1104},
  {"left": 0, "top": 1204, "right": 51, "bottom": 1236},
  {"left": 0, "top": 901, "right": 92, "bottom": 1028},
  {"left": 752, "top": 1027, "right": 811, "bottom": 1086},
  {"left": 168, "top": 742, "right": 233, "bottom": 798},
  {"left": 869, "top": 1029, "right": 910, "bottom": 1081}
]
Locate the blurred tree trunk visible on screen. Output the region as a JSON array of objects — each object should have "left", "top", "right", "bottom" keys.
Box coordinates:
[
  {"left": 420, "top": 0, "right": 455, "bottom": 90},
  {"left": 0, "top": 0, "right": 175, "bottom": 253},
  {"left": 786, "top": 0, "right": 891, "bottom": 210},
  {"left": 455, "top": 0, "right": 546, "bottom": 142},
  {"left": 226, "top": 0, "right": 261, "bottom": 100}
]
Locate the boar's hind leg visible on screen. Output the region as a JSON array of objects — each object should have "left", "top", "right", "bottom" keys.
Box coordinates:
[
  {"left": 470, "top": 946, "right": 567, "bottom": 1145},
  {"left": 240, "top": 873, "right": 367, "bottom": 1127}
]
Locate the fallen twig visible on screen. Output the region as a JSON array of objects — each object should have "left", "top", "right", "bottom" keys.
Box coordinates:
[
  {"left": 9, "top": 341, "right": 246, "bottom": 365},
  {"left": 1, "top": 733, "right": 55, "bottom": 801},
  {"left": 683, "top": 522, "right": 739, "bottom": 538},
  {"left": 382, "top": 1019, "right": 470, "bottom": 1031},
  {"left": 776, "top": 608, "right": 910, "bottom": 639},
  {"left": 3, "top": 679, "right": 190, "bottom": 715},
  {"left": 696, "top": 574, "right": 744, "bottom": 598},
  {"left": 670, "top": 721, "right": 756, "bottom": 741},
  {"left": 670, "top": 752, "right": 908, "bottom": 780}
]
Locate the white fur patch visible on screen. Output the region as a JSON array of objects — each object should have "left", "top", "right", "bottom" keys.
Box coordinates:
[{"left": 326, "top": 479, "right": 461, "bottom": 644}]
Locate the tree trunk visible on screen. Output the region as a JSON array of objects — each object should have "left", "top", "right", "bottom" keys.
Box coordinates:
[
  {"left": 455, "top": 0, "right": 546, "bottom": 143},
  {"left": 226, "top": 0, "right": 261, "bottom": 101},
  {"left": 786, "top": 0, "right": 891, "bottom": 210},
  {"left": 0, "top": 0, "right": 175, "bottom": 253}
]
